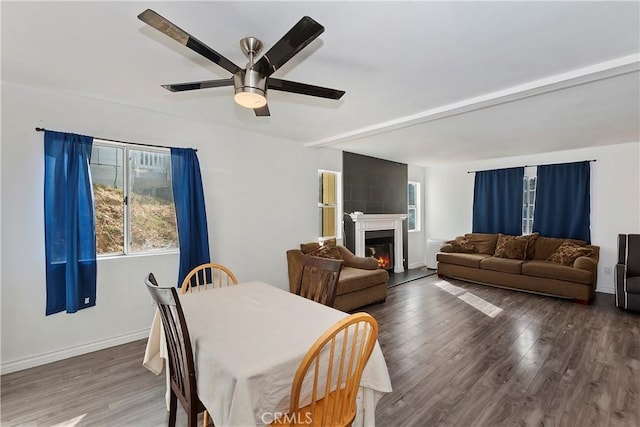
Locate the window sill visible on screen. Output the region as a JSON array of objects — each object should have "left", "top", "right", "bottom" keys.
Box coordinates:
[{"left": 97, "top": 250, "right": 179, "bottom": 261}]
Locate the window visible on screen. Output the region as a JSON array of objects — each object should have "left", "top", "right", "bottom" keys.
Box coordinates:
[
  {"left": 408, "top": 181, "right": 420, "bottom": 232},
  {"left": 318, "top": 170, "right": 342, "bottom": 239},
  {"left": 522, "top": 175, "right": 537, "bottom": 235},
  {"left": 90, "top": 140, "right": 178, "bottom": 256}
]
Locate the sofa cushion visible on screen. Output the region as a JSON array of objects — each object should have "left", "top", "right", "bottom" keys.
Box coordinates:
[
  {"left": 437, "top": 252, "right": 491, "bottom": 268},
  {"left": 522, "top": 260, "right": 592, "bottom": 284},
  {"left": 446, "top": 237, "right": 476, "bottom": 253},
  {"left": 547, "top": 241, "right": 594, "bottom": 266},
  {"left": 533, "top": 237, "right": 587, "bottom": 260},
  {"left": 464, "top": 233, "right": 498, "bottom": 255},
  {"left": 625, "top": 276, "right": 640, "bottom": 293},
  {"left": 480, "top": 257, "right": 525, "bottom": 274},
  {"left": 308, "top": 245, "right": 343, "bottom": 260},
  {"left": 522, "top": 232, "right": 540, "bottom": 259},
  {"left": 493, "top": 234, "right": 527, "bottom": 260},
  {"left": 336, "top": 266, "right": 388, "bottom": 295}
]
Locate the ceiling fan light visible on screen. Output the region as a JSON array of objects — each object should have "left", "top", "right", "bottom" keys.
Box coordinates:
[
  {"left": 234, "top": 90, "right": 267, "bottom": 109},
  {"left": 233, "top": 69, "right": 267, "bottom": 109}
]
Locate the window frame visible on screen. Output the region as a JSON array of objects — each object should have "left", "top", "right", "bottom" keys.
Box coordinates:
[
  {"left": 317, "top": 169, "right": 343, "bottom": 241},
  {"left": 407, "top": 181, "right": 421, "bottom": 232},
  {"left": 522, "top": 175, "right": 537, "bottom": 235},
  {"left": 91, "top": 139, "right": 179, "bottom": 258}
]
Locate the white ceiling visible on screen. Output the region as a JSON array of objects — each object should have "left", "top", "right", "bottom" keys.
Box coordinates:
[{"left": 2, "top": 1, "right": 639, "bottom": 166}]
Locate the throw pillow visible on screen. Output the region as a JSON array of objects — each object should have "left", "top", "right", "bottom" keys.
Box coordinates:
[
  {"left": 520, "top": 232, "right": 539, "bottom": 259},
  {"left": 300, "top": 242, "right": 321, "bottom": 254},
  {"left": 308, "top": 245, "right": 343, "bottom": 260},
  {"left": 493, "top": 234, "right": 527, "bottom": 260},
  {"left": 547, "top": 241, "right": 594, "bottom": 266},
  {"left": 446, "top": 237, "right": 476, "bottom": 253},
  {"left": 322, "top": 237, "right": 337, "bottom": 248}
]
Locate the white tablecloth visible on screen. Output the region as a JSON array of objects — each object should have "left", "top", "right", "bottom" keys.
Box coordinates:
[{"left": 143, "top": 281, "right": 392, "bottom": 427}]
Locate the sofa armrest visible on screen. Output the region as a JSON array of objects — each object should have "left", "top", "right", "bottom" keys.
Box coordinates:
[
  {"left": 615, "top": 263, "right": 626, "bottom": 281},
  {"left": 573, "top": 256, "right": 596, "bottom": 271},
  {"left": 336, "top": 246, "right": 379, "bottom": 270},
  {"left": 574, "top": 256, "right": 598, "bottom": 285}
]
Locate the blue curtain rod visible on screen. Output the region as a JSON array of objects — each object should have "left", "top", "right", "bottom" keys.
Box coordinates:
[
  {"left": 35, "top": 127, "right": 196, "bottom": 152},
  {"left": 467, "top": 159, "right": 596, "bottom": 174}
]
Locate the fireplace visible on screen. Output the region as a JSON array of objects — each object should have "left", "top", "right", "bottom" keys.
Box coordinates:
[
  {"left": 349, "top": 213, "right": 407, "bottom": 273},
  {"left": 366, "top": 236, "right": 394, "bottom": 271}
]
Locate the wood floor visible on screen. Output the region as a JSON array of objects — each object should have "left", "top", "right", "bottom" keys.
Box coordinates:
[{"left": 2, "top": 276, "right": 639, "bottom": 426}]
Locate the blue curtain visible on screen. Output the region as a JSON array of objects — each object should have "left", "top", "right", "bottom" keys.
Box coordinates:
[
  {"left": 533, "top": 161, "right": 591, "bottom": 242},
  {"left": 171, "top": 148, "right": 211, "bottom": 287},
  {"left": 44, "top": 131, "right": 96, "bottom": 315},
  {"left": 472, "top": 167, "right": 524, "bottom": 236}
]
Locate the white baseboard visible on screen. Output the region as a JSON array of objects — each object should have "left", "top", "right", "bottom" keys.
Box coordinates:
[
  {"left": 1, "top": 328, "right": 151, "bottom": 375},
  {"left": 596, "top": 284, "right": 614, "bottom": 294},
  {"left": 408, "top": 261, "right": 427, "bottom": 269}
]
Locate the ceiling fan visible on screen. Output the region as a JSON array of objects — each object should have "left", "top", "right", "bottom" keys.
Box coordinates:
[{"left": 138, "top": 9, "right": 345, "bottom": 117}]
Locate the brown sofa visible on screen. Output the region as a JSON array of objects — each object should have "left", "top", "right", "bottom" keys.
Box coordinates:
[
  {"left": 437, "top": 233, "right": 600, "bottom": 303},
  {"left": 287, "top": 242, "right": 388, "bottom": 312}
]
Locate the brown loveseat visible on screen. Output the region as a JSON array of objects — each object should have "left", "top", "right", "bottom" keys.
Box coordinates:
[
  {"left": 437, "top": 233, "right": 599, "bottom": 303},
  {"left": 287, "top": 242, "right": 388, "bottom": 312}
]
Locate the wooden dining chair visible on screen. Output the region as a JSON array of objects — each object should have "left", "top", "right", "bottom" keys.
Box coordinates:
[
  {"left": 293, "top": 255, "right": 343, "bottom": 307},
  {"left": 181, "top": 263, "right": 239, "bottom": 294},
  {"left": 272, "top": 312, "right": 379, "bottom": 427},
  {"left": 145, "top": 274, "right": 210, "bottom": 427}
]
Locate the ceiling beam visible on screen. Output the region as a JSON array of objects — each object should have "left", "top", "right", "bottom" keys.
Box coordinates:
[{"left": 305, "top": 54, "right": 640, "bottom": 148}]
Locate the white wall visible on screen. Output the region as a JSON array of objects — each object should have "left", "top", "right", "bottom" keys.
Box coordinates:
[
  {"left": 425, "top": 142, "right": 640, "bottom": 294},
  {"left": 0, "top": 81, "right": 323, "bottom": 372}
]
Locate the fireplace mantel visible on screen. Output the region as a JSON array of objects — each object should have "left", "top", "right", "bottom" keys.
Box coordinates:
[{"left": 349, "top": 213, "right": 408, "bottom": 273}]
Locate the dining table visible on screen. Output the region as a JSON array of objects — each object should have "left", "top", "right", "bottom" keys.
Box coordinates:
[{"left": 143, "top": 281, "right": 392, "bottom": 427}]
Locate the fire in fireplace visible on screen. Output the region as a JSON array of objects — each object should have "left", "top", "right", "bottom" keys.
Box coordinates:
[{"left": 366, "top": 241, "right": 394, "bottom": 271}]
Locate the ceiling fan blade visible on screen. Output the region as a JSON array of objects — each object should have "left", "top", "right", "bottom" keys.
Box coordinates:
[
  {"left": 254, "top": 104, "right": 270, "bottom": 117},
  {"left": 138, "top": 9, "right": 241, "bottom": 75},
  {"left": 162, "top": 78, "right": 234, "bottom": 92},
  {"left": 268, "top": 78, "right": 345, "bottom": 100},
  {"left": 254, "top": 16, "right": 324, "bottom": 77}
]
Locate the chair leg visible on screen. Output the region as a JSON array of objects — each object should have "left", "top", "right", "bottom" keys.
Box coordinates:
[
  {"left": 203, "top": 410, "right": 210, "bottom": 427},
  {"left": 188, "top": 407, "right": 198, "bottom": 427},
  {"left": 168, "top": 391, "right": 177, "bottom": 427}
]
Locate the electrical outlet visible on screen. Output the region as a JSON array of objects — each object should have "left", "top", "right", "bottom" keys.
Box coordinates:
[{"left": 604, "top": 266, "right": 612, "bottom": 275}]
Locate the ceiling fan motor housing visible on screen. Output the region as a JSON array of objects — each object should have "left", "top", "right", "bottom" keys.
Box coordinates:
[{"left": 233, "top": 68, "right": 267, "bottom": 107}]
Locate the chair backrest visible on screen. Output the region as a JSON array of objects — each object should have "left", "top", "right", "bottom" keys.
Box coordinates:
[
  {"left": 294, "top": 255, "right": 343, "bottom": 307},
  {"left": 146, "top": 272, "right": 159, "bottom": 286},
  {"left": 181, "top": 263, "right": 239, "bottom": 294},
  {"left": 286, "top": 313, "right": 378, "bottom": 427},
  {"left": 145, "top": 277, "right": 199, "bottom": 413},
  {"left": 618, "top": 234, "right": 640, "bottom": 277}
]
